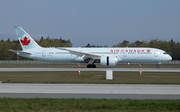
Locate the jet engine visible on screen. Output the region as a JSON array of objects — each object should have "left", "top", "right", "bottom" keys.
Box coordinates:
[{"left": 100, "top": 56, "right": 118, "bottom": 66}]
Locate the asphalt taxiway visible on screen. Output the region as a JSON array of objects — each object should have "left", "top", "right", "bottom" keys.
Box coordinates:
[
  {"left": 0, "top": 68, "right": 180, "bottom": 72},
  {"left": 0, "top": 84, "right": 180, "bottom": 99},
  {"left": 0, "top": 68, "right": 180, "bottom": 99}
]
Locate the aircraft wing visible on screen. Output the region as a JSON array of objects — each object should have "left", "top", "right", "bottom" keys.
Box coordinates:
[
  {"left": 57, "top": 48, "right": 101, "bottom": 59},
  {"left": 8, "top": 49, "right": 33, "bottom": 55}
]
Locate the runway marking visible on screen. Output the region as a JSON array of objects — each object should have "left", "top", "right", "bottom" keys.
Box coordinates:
[
  {"left": 0, "top": 68, "right": 180, "bottom": 72},
  {"left": 0, "top": 92, "right": 180, "bottom": 95},
  {"left": 1, "top": 85, "right": 180, "bottom": 88},
  {"left": 1, "top": 84, "right": 180, "bottom": 97}
]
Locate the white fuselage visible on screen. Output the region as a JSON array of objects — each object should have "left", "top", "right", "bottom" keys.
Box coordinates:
[{"left": 17, "top": 47, "right": 172, "bottom": 64}]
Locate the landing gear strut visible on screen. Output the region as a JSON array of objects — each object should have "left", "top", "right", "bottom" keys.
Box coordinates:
[
  {"left": 156, "top": 62, "right": 161, "bottom": 68},
  {"left": 156, "top": 65, "right": 160, "bottom": 68},
  {"left": 87, "top": 64, "right": 96, "bottom": 68}
]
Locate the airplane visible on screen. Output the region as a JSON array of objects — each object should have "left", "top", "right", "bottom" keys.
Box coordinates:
[{"left": 9, "top": 26, "right": 172, "bottom": 68}]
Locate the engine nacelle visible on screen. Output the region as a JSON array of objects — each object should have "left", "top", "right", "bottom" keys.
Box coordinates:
[{"left": 100, "top": 56, "right": 118, "bottom": 66}]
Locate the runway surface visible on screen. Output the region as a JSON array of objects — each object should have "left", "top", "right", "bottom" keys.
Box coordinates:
[
  {"left": 0, "top": 68, "right": 180, "bottom": 72},
  {"left": 0, "top": 84, "right": 180, "bottom": 99}
]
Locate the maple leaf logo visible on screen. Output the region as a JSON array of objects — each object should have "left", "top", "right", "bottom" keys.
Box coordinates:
[
  {"left": 20, "top": 37, "right": 31, "bottom": 46},
  {"left": 146, "top": 50, "right": 151, "bottom": 52}
]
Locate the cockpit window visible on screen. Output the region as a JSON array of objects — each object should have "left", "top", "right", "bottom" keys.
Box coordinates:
[{"left": 163, "top": 52, "right": 167, "bottom": 54}]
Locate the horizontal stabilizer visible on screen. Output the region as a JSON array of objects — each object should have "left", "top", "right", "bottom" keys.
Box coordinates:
[{"left": 8, "top": 49, "right": 33, "bottom": 55}]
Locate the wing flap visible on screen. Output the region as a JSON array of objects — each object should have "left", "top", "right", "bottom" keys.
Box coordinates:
[{"left": 57, "top": 48, "right": 101, "bottom": 59}]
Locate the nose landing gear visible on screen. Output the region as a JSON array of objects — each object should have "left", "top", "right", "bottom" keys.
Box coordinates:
[
  {"left": 156, "top": 62, "right": 161, "bottom": 68},
  {"left": 156, "top": 65, "right": 160, "bottom": 68}
]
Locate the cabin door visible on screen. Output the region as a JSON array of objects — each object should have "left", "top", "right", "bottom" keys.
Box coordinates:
[
  {"left": 154, "top": 51, "right": 158, "bottom": 57},
  {"left": 42, "top": 51, "right": 46, "bottom": 57}
]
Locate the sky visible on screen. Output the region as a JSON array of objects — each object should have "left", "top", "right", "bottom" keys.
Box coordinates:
[{"left": 0, "top": 0, "right": 180, "bottom": 47}]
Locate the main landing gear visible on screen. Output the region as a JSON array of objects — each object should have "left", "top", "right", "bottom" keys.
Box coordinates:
[{"left": 87, "top": 64, "right": 96, "bottom": 68}]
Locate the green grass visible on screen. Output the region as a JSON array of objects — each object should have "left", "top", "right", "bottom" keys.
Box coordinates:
[
  {"left": 0, "top": 98, "right": 180, "bottom": 112},
  {"left": 0, "top": 63, "right": 180, "bottom": 68},
  {"left": 1, "top": 71, "right": 180, "bottom": 84}
]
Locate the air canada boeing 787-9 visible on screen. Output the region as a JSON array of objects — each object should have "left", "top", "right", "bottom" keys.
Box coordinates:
[{"left": 9, "top": 26, "right": 172, "bottom": 68}]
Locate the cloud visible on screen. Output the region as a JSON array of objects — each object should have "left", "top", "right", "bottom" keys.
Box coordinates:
[
  {"left": 0, "top": 31, "right": 48, "bottom": 41},
  {"left": 28, "top": 33, "right": 48, "bottom": 39},
  {"left": 0, "top": 31, "right": 8, "bottom": 35},
  {"left": 0, "top": 31, "right": 17, "bottom": 41}
]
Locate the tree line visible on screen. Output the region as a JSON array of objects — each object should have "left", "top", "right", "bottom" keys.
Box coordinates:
[
  {"left": 0, "top": 36, "right": 72, "bottom": 60},
  {"left": 85, "top": 39, "right": 180, "bottom": 60},
  {"left": 112, "top": 39, "right": 180, "bottom": 60},
  {"left": 0, "top": 37, "right": 179, "bottom": 60}
]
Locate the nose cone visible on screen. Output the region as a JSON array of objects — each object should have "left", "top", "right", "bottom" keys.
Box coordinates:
[
  {"left": 167, "top": 55, "right": 172, "bottom": 61},
  {"left": 169, "top": 55, "right": 172, "bottom": 60}
]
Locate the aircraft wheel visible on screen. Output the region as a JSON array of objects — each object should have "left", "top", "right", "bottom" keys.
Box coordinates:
[
  {"left": 92, "top": 64, "right": 96, "bottom": 68},
  {"left": 156, "top": 65, "right": 160, "bottom": 68},
  {"left": 87, "top": 64, "right": 96, "bottom": 68},
  {"left": 87, "top": 64, "right": 91, "bottom": 68}
]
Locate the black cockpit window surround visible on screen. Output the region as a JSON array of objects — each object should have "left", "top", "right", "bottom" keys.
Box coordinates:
[{"left": 163, "top": 52, "right": 167, "bottom": 54}]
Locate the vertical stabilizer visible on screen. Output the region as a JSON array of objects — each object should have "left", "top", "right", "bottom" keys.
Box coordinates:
[{"left": 14, "top": 26, "right": 41, "bottom": 50}]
